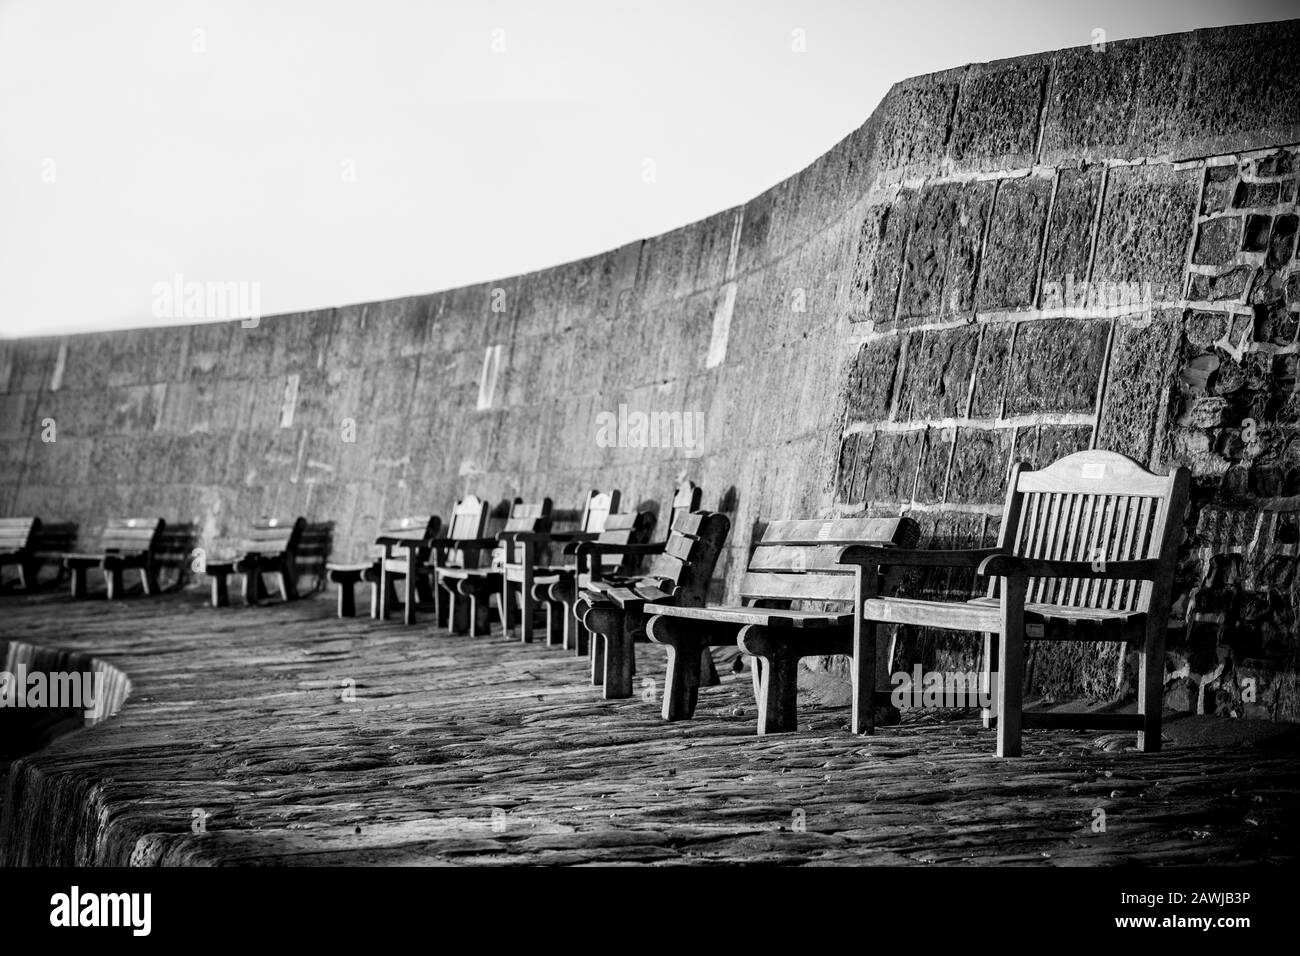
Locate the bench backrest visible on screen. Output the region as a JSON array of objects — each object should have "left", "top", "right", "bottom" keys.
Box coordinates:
[
  {"left": 995, "top": 450, "right": 1190, "bottom": 613},
  {"left": 0, "top": 517, "right": 39, "bottom": 554},
  {"left": 578, "top": 490, "right": 620, "bottom": 535},
  {"left": 592, "top": 509, "right": 654, "bottom": 575},
  {"left": 740, "top": 517, "right": 919, "bottom": 604},
  {"left": 502, "top": 498, "right": 553, "bottom": 534},
  {"left": 668, "top": 480, "right": 702, "bottom": 529},
  {"left": 646, "top": 510, "right": 731, "bottom": 607},
  {"left": 99, "top": 518, "right": 165, "bottom": 555},
  {"left": 374, "top": 514, "right": 441, "bottom": 545},
  {"left": 239, "top": 516, "right": 306, "bottom": 557},
  {"left": 447, "top": 495, "right": 490, "bottom": 541}
]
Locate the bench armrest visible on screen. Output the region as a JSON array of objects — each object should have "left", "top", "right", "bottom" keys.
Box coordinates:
[
  {"left": 978, "top": 554, "right": 1164, "bottom": 581},
  {"left": 839, "top": 545, "right": 1003, "bottom": 569}
]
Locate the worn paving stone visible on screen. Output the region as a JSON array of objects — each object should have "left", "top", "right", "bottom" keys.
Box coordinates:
[{"left": 2, "top": 591, "right": 1297, "bottom": 866}]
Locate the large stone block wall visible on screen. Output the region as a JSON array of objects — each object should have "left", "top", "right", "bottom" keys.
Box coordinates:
[{"left": 2, "top": 20, "right": 1298, "bottom": 719}]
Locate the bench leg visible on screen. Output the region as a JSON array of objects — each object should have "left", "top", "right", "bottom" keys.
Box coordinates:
[
  {"left": 519, "top": 582, "right": 538, "bottom": 644},
  {"left": 981, "top": 631, "right": 998, "bottom": 729},
  {"left": 210, "top": 574, "right": 229, "bottom": 608},
  {"left": 379, "top": 572, "right": 397, "bottom": 620},
  {"left": 70, "top": 565, "right": 88, "bottom": 599},
  {"left": 470, "top": 592, "right": 491, "bottom": 636},
  {"left": 544, "top": 601, "right": 564, "bottom": 646},
  {"left": 498, "top": 580, "right": 512, "bottom": 638},
  {"left": 604, "top": 619, "right": 638, "bottom": 700},
  {"left": 995, "top": 578, "right": 1027, "bottom": 758},
  {"left": 241, "top": 571, "right": 257, "bottom": 604},
  {"left": 17, "top": 560, "right": 35, "bottom": 591},
  {"left": 660, "top": 637, "right": 703, "bottom": 720},
  {"left": 281, "top": 565, "right": 298, "bottom": 601},
  {"left": 590, "top": 634, "right": 606, "bottom": 686},
  {"left": 105, "top": 566, "right": 123, "bottom": 600},
  {"left": 434, "top": 578, "right": 450, "bottom": 628},
  {"left": 646, "top": 618, "right": 700, "bottom": 719},
  {"left": 402, "top": 570, "right": 417, "bottom": 626},
  {"left": 582, "top": 603, "right": 616, "bottom": 688},
  {"left": 852, "top": 617, "right": 878, "bottom": 736},
  {"left": 442, "top": 583, "right": 468, "bottom": 633},
  {"left": 337, "top": 580, "right": 357, "bottom": 618},
  {"left": 701, "top": 647, "right": 720, "bottom": 687},
  {"left": 369, "top": 579, "right": 381, "bottom": 619},
  {"left": 1138, "top": 619, "right": 1165, "bottom": 753},
  {"left": 738, "top": 626, "right": 801, "bottom": 735}
]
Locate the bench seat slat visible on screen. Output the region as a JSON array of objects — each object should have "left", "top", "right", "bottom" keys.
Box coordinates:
[{"left": 651, "top": 603, "right": 852, "bottom": 628}]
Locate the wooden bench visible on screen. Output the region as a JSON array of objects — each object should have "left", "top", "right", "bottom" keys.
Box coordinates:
[
  {"left": 572, "top": 481, "right": 707, "bottom": 660},
  {"left": 841, "top": 449, "right": 1190, "bottom": 757},
  {"left": 203, "top": 517, "right": 307, "bottom": 607},
  {"left": 61, "top": 517, "right": 166, "bottom": 599},
  {"left": 532, "top": 505, "right": 655, "bottom": 651},
  {"left": 578, "top": 502, "right": 732, "bottom": 701},
  {"left": 0, "top": 518, "right": 41, "bottom": 592},
  {"left": 436, "top": 497, "right": 553, "bottom": 638},
  {"left": 643, "top": 516, "right": 917, "bottom": 733},
  {"left": 325, "top": 514, "right": 442, "bottom": 619}
]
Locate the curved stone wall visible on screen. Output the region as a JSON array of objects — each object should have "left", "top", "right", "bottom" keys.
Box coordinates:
[{"left": 1, "top": 19, "right": 1298, "bottom": 717}]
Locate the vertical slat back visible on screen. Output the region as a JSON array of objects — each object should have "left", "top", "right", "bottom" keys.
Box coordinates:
[
  {"left": 581, "top": 490, "right": 620, "bottom": 534},
  {"left": 1001, "top": 451, "right": 1185, "bottom": 613},
  {"left": 448, "top": 495, "right": 489, "bottom": 540}
]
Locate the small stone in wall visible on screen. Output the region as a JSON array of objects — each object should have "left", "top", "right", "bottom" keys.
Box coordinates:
[
  {"left": 1201, "top": 165, "right": 1237, "bottom": 216},
  {"left": 1233, "top": 181, "right": 1282, "bottom": 209},
  {"left": 1193, "top": 216, "right": 1243, "bottom": 266},
  {"left": 1243, "top": 215, "right": 1273, "bottom": 254}
]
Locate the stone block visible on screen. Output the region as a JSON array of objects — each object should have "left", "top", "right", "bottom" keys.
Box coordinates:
[
  {"left": 1093, "top": 164, "right": 1199, "bottom": 300},
  {"left": 976, "top": 175, "right": 1053, "bottom": 311},
  {"left": 947, "top": 427, "right": 1014, "bottom": 504},
  {"left": 895, "top": 326, "right": 979, "bottom": 421},
  {"left": 1041, "top": 166, "right": 1104, "bottom": 294},
  {"left": 897, "top": 182, "right": 994, "bottom": 323},
  {"left": 948, "top": 62, "right": 1046, "bottom": 171},
  {"left": 1004, "top": 319, "right": 1109, "bottom": 415},
  {"left": 1097, "top": 312, "right": 1179, "bottom": 462},
  {"left": 842, "top": 336, "right": 901, "bottom": 423}
]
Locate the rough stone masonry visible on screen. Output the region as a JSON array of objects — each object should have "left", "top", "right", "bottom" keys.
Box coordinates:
[{"left": 1, "top": 20, "right": 1298, "bottom": 721}]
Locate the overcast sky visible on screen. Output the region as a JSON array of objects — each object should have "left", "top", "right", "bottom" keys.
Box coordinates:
[{"left": 0, "top": 0, "right": 1291, "bottom": 338}]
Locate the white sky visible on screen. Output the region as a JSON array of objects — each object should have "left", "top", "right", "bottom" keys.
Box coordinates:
[{"left": 0, "top": 0, "right": 1290, "bottom": 338}]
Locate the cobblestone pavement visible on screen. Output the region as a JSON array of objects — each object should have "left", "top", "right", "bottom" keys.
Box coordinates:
[{"left": 2, "top": 589, "right": 1297, "bottom": 865}]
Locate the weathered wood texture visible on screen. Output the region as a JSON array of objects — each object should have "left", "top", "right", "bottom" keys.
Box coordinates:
[{"left": 4, "top": 592, "right": 1293, "bottom": 866}]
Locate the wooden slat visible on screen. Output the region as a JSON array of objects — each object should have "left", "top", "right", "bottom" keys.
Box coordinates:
[
  {"left": 739, "top": 569, "right": 856, "bottom": 603},
  {"left": 448, "top": 495, "right": 489, "bottom": 540},
  {"left": 377, "top": 515, "right": 439, "bottom": 541},
  {"left": 664, "top": 533, "right": 697, "bottom": 561},
  {"left": 601, "top": 512, "right": 640, "bottom": 532},
  {"left": 1017, "top": 449, "right": 1172, "bottom": 497},
  {"left": 759, "top": 517, "right": 905, "bottom": 545},
  {"left": 749, "top": 543, "right": 877, "bottom": 573},
  {"left": 669, "top": 511, "right": 705, "bottom": 537}
]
